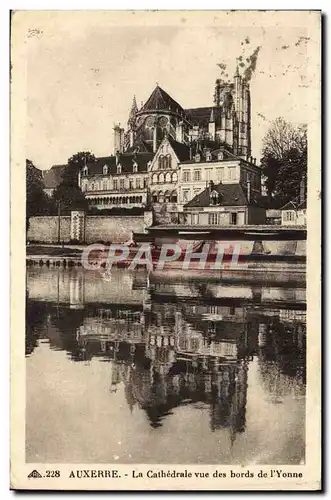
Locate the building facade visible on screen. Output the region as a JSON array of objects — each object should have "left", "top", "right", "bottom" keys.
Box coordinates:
[
  {"left": 178, "top": 146, "right": 261, "bottom": 207},
  {"left": 43, "top": 63, "right": 264, "bottom": 217},
  {"left": 281, "top": 199, "right": 307, "bottom": 226},
  {"left": 183, "top": 181, "right": 266, "bottom": 226},
  {"left": 79, "top": 152, "right": 152, "bottom": 209}
]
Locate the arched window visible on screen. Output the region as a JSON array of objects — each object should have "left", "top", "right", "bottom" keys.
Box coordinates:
[
  {"left": 165, "top": 172, "right": 171, "bottom": 183},
  {"left": 117, "top": 164, "right": 122, "bottom": 174},
  {"left": 159, "top": 173, "right": 164, "bottom": 183},
  {"left": 172, "top": 172, "right": 178, "bottom": 183},
  {"left": 91, "top": 183, "right": 95, "bottom": 191},
  {"left": 152, "top": 191, "right": 158, "bottom": 203},
  {"left": 82, "top": 182, "right": 88, "bottom": 192},
  {"left": 103, "top": 165, "right": 108, "bottom": 175},
  {"left": 152, "top": 173, "right": 158, "bottom": 184},
  {"left": 158, "top": 191, "right": 164, "bottom": 203},
  {"left": 164, "top": 191, "right": 170, "bottom": 203},
  {"left": 158, "top": 155, "right": 165, "bottom": 169},
  {"left": 166, "top": 154, "right": 172, "bottom": 169},
  {"left": 133, "top": 161, "right": 138, "bottom": 173},
  {"left": 170, "top": 191, "right": 177, "bottom": 203},
  {"left": 83, "top": 166, "right": 88, "bottom": 176}
]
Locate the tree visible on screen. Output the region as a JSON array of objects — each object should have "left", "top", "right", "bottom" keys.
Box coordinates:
[
  {"left": 53, "top": 151, "right": 95, "bottom": 214},
  {"left": 261, "top": 118, "right": 307, "bottom": 206},
  {"left": 26, "top": 159, "right": 54, "bottom": 230},
  {"left": 63, "top": 151, "right": 96, "bottom": 186}
]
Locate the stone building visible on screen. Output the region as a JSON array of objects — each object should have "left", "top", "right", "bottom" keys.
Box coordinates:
[
  {"left": 148, "top": 135, "right": 191, "bottom": 204},
  {"left": 79, "top": 152, "right": 152, "bottom": 209},
  {"left": 42, "top": 64, "right": 263, "bottom": 216},
  {"left": 183, "top": 181, "right": 266, "bottom": 226},
  {"left": 178, "top": 145, "right": 261, "bottom": 207},
  {"left": 116, "top": 68, "right": 252, "bottom": 157}
]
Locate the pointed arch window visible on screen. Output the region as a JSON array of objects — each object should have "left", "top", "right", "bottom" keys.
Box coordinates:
[
  {"left": 165, "top": 172, "right": 171, "bottom": 183},
  {"left": 103, "top": 165, "right": 108, "bottom": 175},
  {"left": 159, "top": 172, "right": 165, "bottom": 184},
  {"left": 158, "top": 155, "right": 165, "bottom": 169},
  {"left": 83, "top": 166, "right": 88, "bottom": 176},
  {"left": 117, "top": 164, "right": 122, "bottom": 174},
  {"left": 152, "top": 173, "right": 158, "bottom": 184},
  {"left": 133, "top": 161, "right": 138, "bottom": 173},
  {"left": 166, "top": 154, "right": 172, "bottom": 169}
]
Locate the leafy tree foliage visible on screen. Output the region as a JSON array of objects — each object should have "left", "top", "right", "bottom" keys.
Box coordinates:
[
  {"left": 261, "top": 118, "right": 307, "bottom": 207},
  {"left": 53, "top": 151, "right": 95, "bottom": 214},
  {"left": 26, "top": 159, "right": 54, "bottom": 229}
]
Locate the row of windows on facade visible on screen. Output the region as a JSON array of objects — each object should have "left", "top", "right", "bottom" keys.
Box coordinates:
[
  {"left": 182, "top": 168, "right": 259, "bottom": 187},
  {"left": 151, "top": 172, "right": 178, "bottom": 184},
  {"left": 82, "top": 178, "right": 148, "bottom": 191},
  {"left": 151, "top": 191, "right": 178, "bottom": 203},
  {"left": 182, "top": 166, "right": 237, "bottom": 183},
  {"left": 191, "top": 212, "right": 239, "bottom": 225},
  {"left": 88, "top": 195, "right": 144, "bottom": 205}
]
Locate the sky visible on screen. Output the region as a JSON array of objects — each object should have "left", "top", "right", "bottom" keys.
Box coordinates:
[{"left": 21, "top": 11, "right": 319, "bottom": 170}]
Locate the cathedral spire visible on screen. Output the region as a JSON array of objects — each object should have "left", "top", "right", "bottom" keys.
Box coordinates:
[{"left": 128, "top": 95, "right": 138, "bottom": 128}]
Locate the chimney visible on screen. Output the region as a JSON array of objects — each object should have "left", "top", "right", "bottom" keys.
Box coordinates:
[{"left": 247, "top": 180, "right": 251, "bottom": 203}]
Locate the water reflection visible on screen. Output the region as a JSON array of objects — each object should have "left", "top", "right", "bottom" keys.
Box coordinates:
[{"left": 26, "top": 267, "right": 306, "bottom": 464}]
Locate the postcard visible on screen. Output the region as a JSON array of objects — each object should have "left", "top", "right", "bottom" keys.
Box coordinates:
[{"left": 10, "top": 10, "right": 321, "bottom": 490}]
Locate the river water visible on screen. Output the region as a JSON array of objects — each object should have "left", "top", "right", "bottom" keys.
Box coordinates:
[{"left": 26, "top": 267, "right": 306, "bottom": 465}]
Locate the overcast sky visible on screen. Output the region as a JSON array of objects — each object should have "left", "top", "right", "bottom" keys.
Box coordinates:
[{"left": 22, "top": 11, "right": 319, "bottom": 169}]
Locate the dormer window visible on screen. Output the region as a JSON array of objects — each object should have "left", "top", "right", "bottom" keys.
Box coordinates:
[
  {"left": 83, "top": 166, "right": 88, "bottom": 176},
  {"left": 103, "top": 165, "right": 108, "bottom": 175},
  {"left": 133, "top": 161, "right": 138, "bottom": 173},
  {"left": 218, "top": 152, "right": 224, "bottom": 161},
  {"left": 195, "top": 153, "right": 201, "bottom": 162},
  {"left": 206, "top": 152, "right": 212, "bottom": 162},
  {"left": 117, "top": 164, "right": 122, "bottom": 174},
  {"left": 210, "top": 190, "right": 220, "bottom": 206}
]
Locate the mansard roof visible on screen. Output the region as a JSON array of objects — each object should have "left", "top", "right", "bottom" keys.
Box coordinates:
[
  {"left": 179, "top": 145, "right": 235, "bottom": 164},
  {"left": 184, "top": 182, "right": 259, "bottom": 208},
  {"left": 85, "top": 152, "right": 154, "bottom": 176},
  {"left": 139, "top": 85, "right": 185, "bottom": 115}
]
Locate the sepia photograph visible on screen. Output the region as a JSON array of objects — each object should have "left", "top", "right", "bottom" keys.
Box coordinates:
[{"left": 10, "top": 9, "right": 321, "bottom": 490}]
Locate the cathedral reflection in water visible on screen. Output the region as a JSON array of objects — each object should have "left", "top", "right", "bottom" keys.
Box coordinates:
[{"left": 26, "top": 267, "right": 306, "bottom": 444}]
